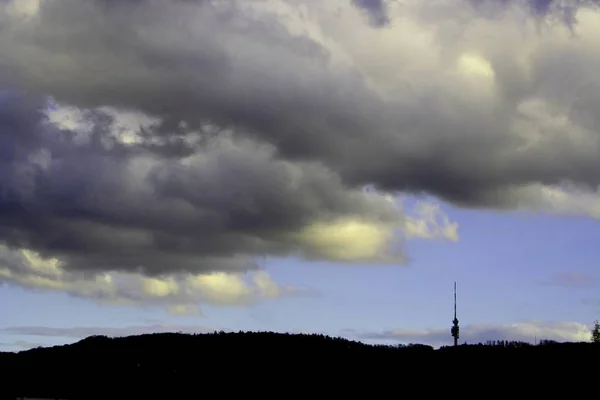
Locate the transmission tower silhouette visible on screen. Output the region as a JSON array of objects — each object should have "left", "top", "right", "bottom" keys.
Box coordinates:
[{"left": 451, "top": 282, "right": 460, "bottom": 347}]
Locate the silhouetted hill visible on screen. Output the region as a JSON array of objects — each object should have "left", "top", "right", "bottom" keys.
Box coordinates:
[{"left": 0, "top": 331, "right": 597, "bottom": 398}]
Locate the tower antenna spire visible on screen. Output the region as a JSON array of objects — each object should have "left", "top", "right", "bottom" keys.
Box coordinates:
[
  {"left": 454, "top": 282, "right": 457, "bottom": 320},
  {"left": 451, "top": 282, "right": 460, "bottom": 347}
]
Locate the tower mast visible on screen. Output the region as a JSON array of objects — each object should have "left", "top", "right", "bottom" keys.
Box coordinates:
[{"left": 451, "top": 282, "right": 460, "bottom": 346}]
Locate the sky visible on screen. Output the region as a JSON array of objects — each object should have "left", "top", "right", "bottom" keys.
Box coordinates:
[{"left": 1, "top": 0, "right": 600, "bottom": 351}]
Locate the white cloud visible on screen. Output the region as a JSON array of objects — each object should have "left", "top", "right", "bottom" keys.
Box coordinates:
[
  {"left": 348, "top": 320, "right": 592, "bottom": 347},
  {"left": 402, "top": 200, "right": 459, "bottom": 242}
]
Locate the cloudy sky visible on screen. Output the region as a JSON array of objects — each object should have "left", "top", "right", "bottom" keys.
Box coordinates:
[{"left": 0, "top": 0, "right": 599, "bottom": 351}]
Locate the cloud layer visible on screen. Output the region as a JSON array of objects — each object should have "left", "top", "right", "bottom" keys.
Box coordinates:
[
  {"left": 1, "top": 319, "right": 591, "bottom": 351},
  {"left": 1, "top": 323, "right": 221, "bottom": 340},
  {"left": 346, "top": 320, "right": 593, "bottom": 347},
  {"left": 3, "top": 0, "right": 600, "bottom": 207},
  {"left": 1, "top": 0, "right": 600, "bottom": 307},
  {"left": 543, "top": 272, "right": 600, "bottom": 288}
]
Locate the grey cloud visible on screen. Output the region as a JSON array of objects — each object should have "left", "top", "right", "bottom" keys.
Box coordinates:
[
  {"left": 0, "top": 0, "right": 599, "bottom": 284},
  {"left": 352, "top": 0, "right": 390, "bottom": 27},
  {"left": 2, "top": 0, "right": 600, "bottom": 208},
  {"left": 468, "top": 0, "right": 600, "bottom": 22},
  {"left": 526, "top": 0, "right": 600, "bottom": 25},
  {"left": 542, "top": 272, "right": 600, "bottom": 288},
  {"left": 581, "top": 298, "right": 600, "bottom": 310},
  {"left": 0, "top": 94, "right": 402, "bottom": 276}
]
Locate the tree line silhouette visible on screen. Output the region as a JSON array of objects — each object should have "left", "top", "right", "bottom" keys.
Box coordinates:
[{"left": 0, "top": 331, "right": 597, "bottom": 399}]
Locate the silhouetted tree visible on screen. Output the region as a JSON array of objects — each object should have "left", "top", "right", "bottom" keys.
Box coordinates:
[
  {"left": 592, "top": 320, "right": 600, "bottom": 343},
  {"left": 1, "top": 330, "right": 599, "bottom": 399}
]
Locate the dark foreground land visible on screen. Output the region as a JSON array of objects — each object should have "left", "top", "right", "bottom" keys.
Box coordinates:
[{"left": 0, "top": 331, "right": 597, "bottom": 398}]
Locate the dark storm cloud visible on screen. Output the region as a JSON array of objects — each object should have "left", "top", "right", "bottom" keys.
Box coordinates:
[
  {"left": 0, "top": 93, "right": 402, "bottom": 275},
  {"left": 0, "top": 0, "right": 599, "bottom": 280},
  {"left": 2, "top": 0, "right": 599, "bottom": 207}
]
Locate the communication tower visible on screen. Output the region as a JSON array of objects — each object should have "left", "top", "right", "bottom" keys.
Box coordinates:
[{"left": 451, "top": 282, "right": 460, "bottom": 346}]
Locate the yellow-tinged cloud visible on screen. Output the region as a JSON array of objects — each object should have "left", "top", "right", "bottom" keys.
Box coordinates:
[
  {"left": 252, "top": 270, "right": 283, "bottom": 298},
  {"left": 186, "top": 272, "right": 252, "bottom": 304},
  {"left": 0, "top": 245, "right": 303, "bottom": 314},
  {"left": 140, "top": 276, "right": 179, "bottom": 297},
  {"left": 456, "top": 53, "right": 496, "bottom": 98},
  {"left": 0, "top": 197, "right": 459, "bottom": 311},
  {"left": 5, "top": 0, "right": 40, "bottom": 19},
  {"left": 296, "top": 217, "right": 397, "bottom": 262},
  {"left": 21, "top": 249, "right": 63, "bottom": 277},
  {"left": 457, "top": 53, "right": 495, "bottom": 79},
  {"left": 294, "top": 197, "right": 459, "bottom": 263}
]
